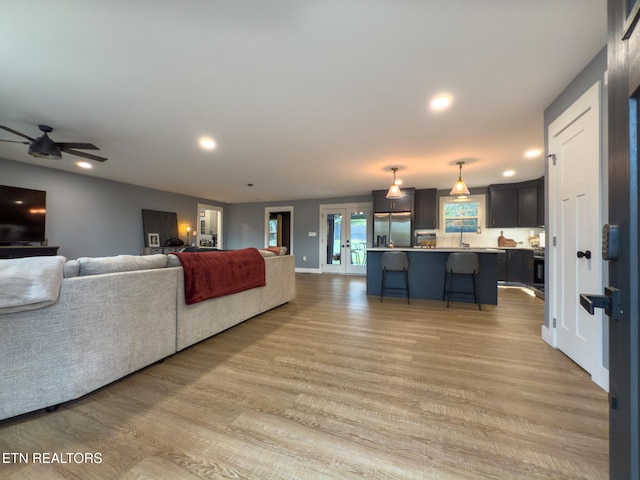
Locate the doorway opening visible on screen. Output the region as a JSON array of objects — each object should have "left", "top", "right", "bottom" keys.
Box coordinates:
[
  {"left": 197, "top": 204, "right": 223, "bottom": 249},
  {"left": 264, "top": 206, "right": 293, "bottom": 254},
  {"left": 546, "top": 81, "right": 606, "bottom": 390}
]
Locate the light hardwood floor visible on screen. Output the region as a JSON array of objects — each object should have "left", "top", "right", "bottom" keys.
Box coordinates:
[{"left": 0, "top": 274, "right": 608, "bottom": 479}]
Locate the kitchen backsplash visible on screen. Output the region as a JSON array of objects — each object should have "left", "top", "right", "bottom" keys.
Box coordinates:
[{"left": 429, "top": 227, "right": 545, "bottom": 248}]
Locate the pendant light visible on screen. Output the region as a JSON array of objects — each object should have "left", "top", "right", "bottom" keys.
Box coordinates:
[
  {"left": 450, "top": 161, "right": 470, "bottom": 196},
  {"left": 386, "top": 167, "right": 402, "bottom": 199}
]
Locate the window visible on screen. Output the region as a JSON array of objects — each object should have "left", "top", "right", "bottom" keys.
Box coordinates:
[{"left": 440, "top": 194, "right": 485, "bottom": 235}]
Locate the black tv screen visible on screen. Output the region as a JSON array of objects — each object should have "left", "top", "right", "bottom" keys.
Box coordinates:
[{"left": 0, "top": 185, "right": 47, "bottom": 244}]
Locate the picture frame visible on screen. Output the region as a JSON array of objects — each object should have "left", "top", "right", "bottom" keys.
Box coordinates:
[{"left": 148, "top": 233, "right": 160, "bottom": 247}]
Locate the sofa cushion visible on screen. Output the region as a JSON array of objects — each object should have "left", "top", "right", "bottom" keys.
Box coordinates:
[
  {"left": 63, "top": 259, "right": 80, "bottom": 278},
  {"left": 77, "top": 254, "right": 168, "bottom": 276},
  {"left": 166, "top": 254, "right": 182, "bottom": 267}
]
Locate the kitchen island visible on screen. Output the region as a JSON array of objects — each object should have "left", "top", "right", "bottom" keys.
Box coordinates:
[{"left": 367, "top": 247, "right": 505, "bottom": 305}]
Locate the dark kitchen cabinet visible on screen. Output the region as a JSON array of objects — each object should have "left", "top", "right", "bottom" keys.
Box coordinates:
[
  {"left": 372, "top": 188, "right": 414, "bottom": 213},
  {"left": 518, "top": 185, "right": 538, "bottom": 227},
  {"left": 520, "top": 250, "right": 535, "bottom": 285},
  {"left": 537, "top": 177, "right": 545, "bottom": 227},
  {"left": 506, "top": 250, "right": 523, "bottom": 283},
  {"left": 489, "top": 177, "right": 544, "bottom": 228},
  {"left": 497, "top": 252, "right": 507, "bottom": 281},
  {"left": 498, "top": 249, "right": 534, "bottom": 285},
  {"left": 414, "top": 188, "right": 437, "bottom": 229},
  {"left": 488, "top": 186, "right": 518, "bottom": 228}
]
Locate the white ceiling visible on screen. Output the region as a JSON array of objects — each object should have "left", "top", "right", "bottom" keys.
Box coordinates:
[{"left": 0, "top": 1, "right": 607, "bottom": 204}]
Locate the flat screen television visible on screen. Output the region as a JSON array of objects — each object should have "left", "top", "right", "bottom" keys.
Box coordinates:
[{"left": 0, "top": 185, "right": 47, "bottom": 245}]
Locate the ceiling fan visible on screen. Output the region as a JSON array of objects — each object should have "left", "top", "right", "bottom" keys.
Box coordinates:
[{"left": 0, "top": 124, "right": 107, "bottom": 162}]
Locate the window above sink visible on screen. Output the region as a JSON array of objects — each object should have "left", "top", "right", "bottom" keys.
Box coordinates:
[{"left": 439, "top": 194, "right": 486, "bottom": 236}]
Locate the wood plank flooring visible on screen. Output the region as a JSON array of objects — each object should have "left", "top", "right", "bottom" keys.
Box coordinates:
[{"left": 0, "top": 274, "right": 608, "bottom": 479}]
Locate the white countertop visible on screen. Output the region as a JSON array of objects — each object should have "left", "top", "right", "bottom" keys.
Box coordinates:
[{"left": 367, "top": 247, "right": 506, "bottom": 253}]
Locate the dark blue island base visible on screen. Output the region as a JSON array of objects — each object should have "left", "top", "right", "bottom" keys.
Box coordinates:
[{"left": 366, "top": 248, "right": 502, "bottom": 305}]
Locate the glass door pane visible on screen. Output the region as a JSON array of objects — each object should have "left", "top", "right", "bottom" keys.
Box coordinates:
[
  {"left": 321, "top": 204, "right": 369, "bottom": 275},
  {"left": 326, "top": 213, "right": 343, "bottom": 265},
  {"left": 349, "top": 211, "right": 367, "bottom": 267}
]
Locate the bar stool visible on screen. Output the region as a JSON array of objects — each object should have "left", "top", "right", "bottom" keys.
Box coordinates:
[
  {"left": 380, "top": 251, "right": 410, "bottom": 304},
  {"left": 443, "top": 252, "right": 481, "bottom": 310}
]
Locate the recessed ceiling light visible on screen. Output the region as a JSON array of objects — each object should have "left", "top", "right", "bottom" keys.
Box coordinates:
[
  {"left": 430, "top": 94, "right": 452, "bottom": 112},
  {"left": 77, "top": 161, "right": 93, "bottom": 169},
  {"left": 503, "top": 169, "right": 516, "bottom": 177},
  {"left": 198, "top": 137, "right": 216, "bottom": 150},
  {"left": 524, "top": 149, "right": 542, "bottom": 158}
]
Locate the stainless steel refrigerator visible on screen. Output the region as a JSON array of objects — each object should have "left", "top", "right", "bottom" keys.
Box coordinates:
[{"left": 373, "top": 212, "right": 412, "bottom": 247}]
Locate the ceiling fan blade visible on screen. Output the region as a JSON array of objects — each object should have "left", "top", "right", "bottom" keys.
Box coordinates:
[
  {"left": 0, "top": 139, "right": 29, "bottom": 144},
  {"left": 57, "top": 142, "right": 100, "bottom": 150},
  {"left": 61, "top": 147, "right": 108, "bottom": 162},
  {"left": 0, "top": 125, "right": 36, "bottom": 142}
]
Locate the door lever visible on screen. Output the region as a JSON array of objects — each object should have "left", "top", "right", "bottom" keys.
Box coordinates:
[
  {"left": 577, "top": 250, "right": 591, "bottom": 259},
  {"left": 579, "top": 287, "right": 621, "bottom": 320}
]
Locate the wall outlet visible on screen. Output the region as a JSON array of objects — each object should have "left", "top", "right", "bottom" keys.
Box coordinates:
[
  {"left": 303, "top": 256, "right": 307, "bottom": 261},
  {"left": 308, "top": 232, "right": 317, "bottom": 236}
]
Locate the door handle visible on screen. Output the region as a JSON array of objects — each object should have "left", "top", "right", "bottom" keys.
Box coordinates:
[
  {"left": 579, "top": 287, "right": 621, "bottom": 320},
  {"left": 577, "top": 250, "right": 591, "bottom": 259}
]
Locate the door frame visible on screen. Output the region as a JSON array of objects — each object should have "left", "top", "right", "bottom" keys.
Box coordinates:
[
  {"left": 264, "top": 206, "right": 293, "bottom": 254},
  {"left": 197, "top": 203, "right": 223, "bottom": 249},
  {"left": 607, "top": 0, "right": 640, "bottom": 475},
  {"left": 319, "top": 202, "right": 371, "bottom": 275},
  {"left": 545, "top": 81, "right": 608, "bottom": 390}
]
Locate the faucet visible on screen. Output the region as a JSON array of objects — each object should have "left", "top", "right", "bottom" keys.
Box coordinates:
[{"left": 459, "top": 225, "right": 470, "bottom": 248}]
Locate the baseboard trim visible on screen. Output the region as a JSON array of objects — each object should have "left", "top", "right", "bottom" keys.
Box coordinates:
[
  {"left": 541, "top": 324, "right": 555, "bottom": 347},
  {"left": 295, "top": 267, "right": 322, "bottom": 274},
  {"left": 593, "top": 366, "right": 609, "bottom": 392}
]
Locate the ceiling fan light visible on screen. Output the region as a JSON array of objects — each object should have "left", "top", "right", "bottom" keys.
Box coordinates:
[{"left": 28, "top": 134, "right": 62, "bottom": 159}]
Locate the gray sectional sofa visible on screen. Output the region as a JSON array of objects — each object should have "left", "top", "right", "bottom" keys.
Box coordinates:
[{"left": 0, "top": 252, "right": 295, "bottom": 421}]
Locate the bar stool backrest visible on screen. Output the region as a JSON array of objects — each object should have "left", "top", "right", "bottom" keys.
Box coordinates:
[
  {"left": 446, "top": 252, "right": 479, "bottom": 275},
  {"left": 381, "top": 251, "right": 409, "bottom": 271}
]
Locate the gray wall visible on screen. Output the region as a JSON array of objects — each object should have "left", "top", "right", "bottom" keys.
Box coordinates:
[
  {"left": 0, "top": 158, "right": 226, "bottom": 259},
  {"left": 543, "top": 45, "right": 608, "bottom": 366},
  {"left": 227, "top": 195, "right": 371, "bottom": 269}
]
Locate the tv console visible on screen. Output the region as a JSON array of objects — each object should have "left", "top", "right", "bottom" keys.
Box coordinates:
[{"left": 0, "top": 246, "right": 60, "bottom": 259}]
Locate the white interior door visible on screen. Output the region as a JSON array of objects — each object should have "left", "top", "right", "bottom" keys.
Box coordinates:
[
  {"left": 548, "top": 82, "right": 604, "bottom": 386},
  {"left": 320, "top": 204, "right": 370, "bottom": 275}
]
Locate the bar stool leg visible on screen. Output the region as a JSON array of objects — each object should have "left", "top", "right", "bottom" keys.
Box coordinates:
[
  {"left": 472, "top": 273, "right": 481, "bottom": 310},
  {"left": 404, "top": 269, "right": 410, "bottom": 304}
]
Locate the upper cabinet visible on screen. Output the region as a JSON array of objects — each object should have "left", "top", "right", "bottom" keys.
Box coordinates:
[
  {"left": 414, "top": 188, "right": 437, "bottom": 229},
  {"left": 518, "top": 184, "right": 538, "bottom": 227},
  {"left": 488, "top": 186, "right": 518, "bottom": 228},
  {"left": 488, "top": 177, "right": 544, "bottom": 228},
  {"left": 537, "top": 177, "right": 545, "bottom": 227},
  {"left": 372, "top": 188, "right": 415, "bottom": 213}
]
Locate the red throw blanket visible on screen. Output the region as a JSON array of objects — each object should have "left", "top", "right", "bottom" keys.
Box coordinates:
[{"left": 173, "top": 248, "right": 266, "bottom": 305}]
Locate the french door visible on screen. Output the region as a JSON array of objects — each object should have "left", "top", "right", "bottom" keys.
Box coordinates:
[{"left": 320, "top": 203, "right": 370, "bottom": 275}]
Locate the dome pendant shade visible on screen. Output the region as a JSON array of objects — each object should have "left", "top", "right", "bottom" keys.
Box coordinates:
[
  {"left": 450, "top": 161, "right": 470, "bottom": 196},
  {"left": 386, "top": 167, "right": 403, "bottom": 199}
]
